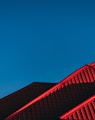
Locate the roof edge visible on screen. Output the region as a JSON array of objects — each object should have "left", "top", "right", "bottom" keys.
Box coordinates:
[
  {"left": 5, "top": 64, "right": 90, "bottom": 120},
  {"left": 59, "top": 95, "right": 95, "bottom": 119}
]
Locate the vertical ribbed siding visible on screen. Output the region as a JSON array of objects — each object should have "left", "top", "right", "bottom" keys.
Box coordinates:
[
  {"left": 5, "top": 64, "right": 95, "bottom": 120},
  {"left": 60, "top": 96, "right": 95, "bottom": 120},
  {"left": 86, "top": 67, "right": 94, "bottom": 82}
]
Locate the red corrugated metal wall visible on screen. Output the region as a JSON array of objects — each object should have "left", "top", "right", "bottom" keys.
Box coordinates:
[
  {"left": 60, "top": 95, "right": 95, "bottom": 120},
  {"left": 4, "top": 63, "right": 95, "bottom": 120}
]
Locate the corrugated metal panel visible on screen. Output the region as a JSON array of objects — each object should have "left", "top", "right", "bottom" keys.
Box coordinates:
[
  {"left": 90, "top": 62, "right": 95, "bottom": 67},
  {"left": 0, "top": 82, "right": 56, "bottom": 120},
  {"left": 5, "top": 63, "right": 95, "bottom": 120},
  {"left": 60, "top": 95, "right": 95, "bottom": 120}
]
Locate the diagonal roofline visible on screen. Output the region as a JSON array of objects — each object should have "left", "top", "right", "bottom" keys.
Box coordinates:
[
  {"left": 0, "top": 82, "right": 56, "bottom": 120},
  {"left": 0, "top": 82, "right": 55, "bottom": 100},
  {"left": 89, "top": 62, "right": 95, "bottom": 66},
  {"left": 59, "top": 95, "right": 95, "bottom": 119},
  {"left": 5, "top": 62, "right": 95, "bottom": 119}
]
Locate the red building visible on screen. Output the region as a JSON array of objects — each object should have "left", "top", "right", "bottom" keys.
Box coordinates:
[
  {"left": 1, "top": 62, "right": 95, "bottom": 120},
  {"left": 60, "top": 95, "right": 95, "bottom": 120}
]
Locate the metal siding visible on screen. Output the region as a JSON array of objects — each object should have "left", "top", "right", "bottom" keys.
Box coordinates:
[
  {"left": 60, "top": 96, "right": 95, "bottom": 120},
  {"left": 0, "top": 82, "right": 56, "bottom": 120},
  {"left": 5, "top": 63, "right": 95, "bottom": 120}
]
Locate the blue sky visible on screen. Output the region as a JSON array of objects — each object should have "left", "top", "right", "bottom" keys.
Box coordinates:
[{"left": 0, "top": 0, "right": 95, "bottom": 98}]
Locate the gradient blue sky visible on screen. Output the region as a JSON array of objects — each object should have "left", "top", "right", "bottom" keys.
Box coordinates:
[{"left": 0, "top": 0, "right": 95, "bottom": 98}]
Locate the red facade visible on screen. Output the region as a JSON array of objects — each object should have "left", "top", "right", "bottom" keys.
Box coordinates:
[
  {"left": 60, "top": 95, "right": 95, "bottom": 120},
  {"left": 1, "top": 62, "right": 95, "bottom": 120}
]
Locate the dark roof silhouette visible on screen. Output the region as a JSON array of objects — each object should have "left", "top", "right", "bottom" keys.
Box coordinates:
[{"left": 0, "top": 82, "right": 56, "bottom": 120}]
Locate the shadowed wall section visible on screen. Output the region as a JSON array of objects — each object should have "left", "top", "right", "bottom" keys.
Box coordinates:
[
  {"left": 0, "top": 82, "right": 56, "bottom": 120},
  {"left": 60, "top": 95, "right": 95, "bottom": 120}
]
